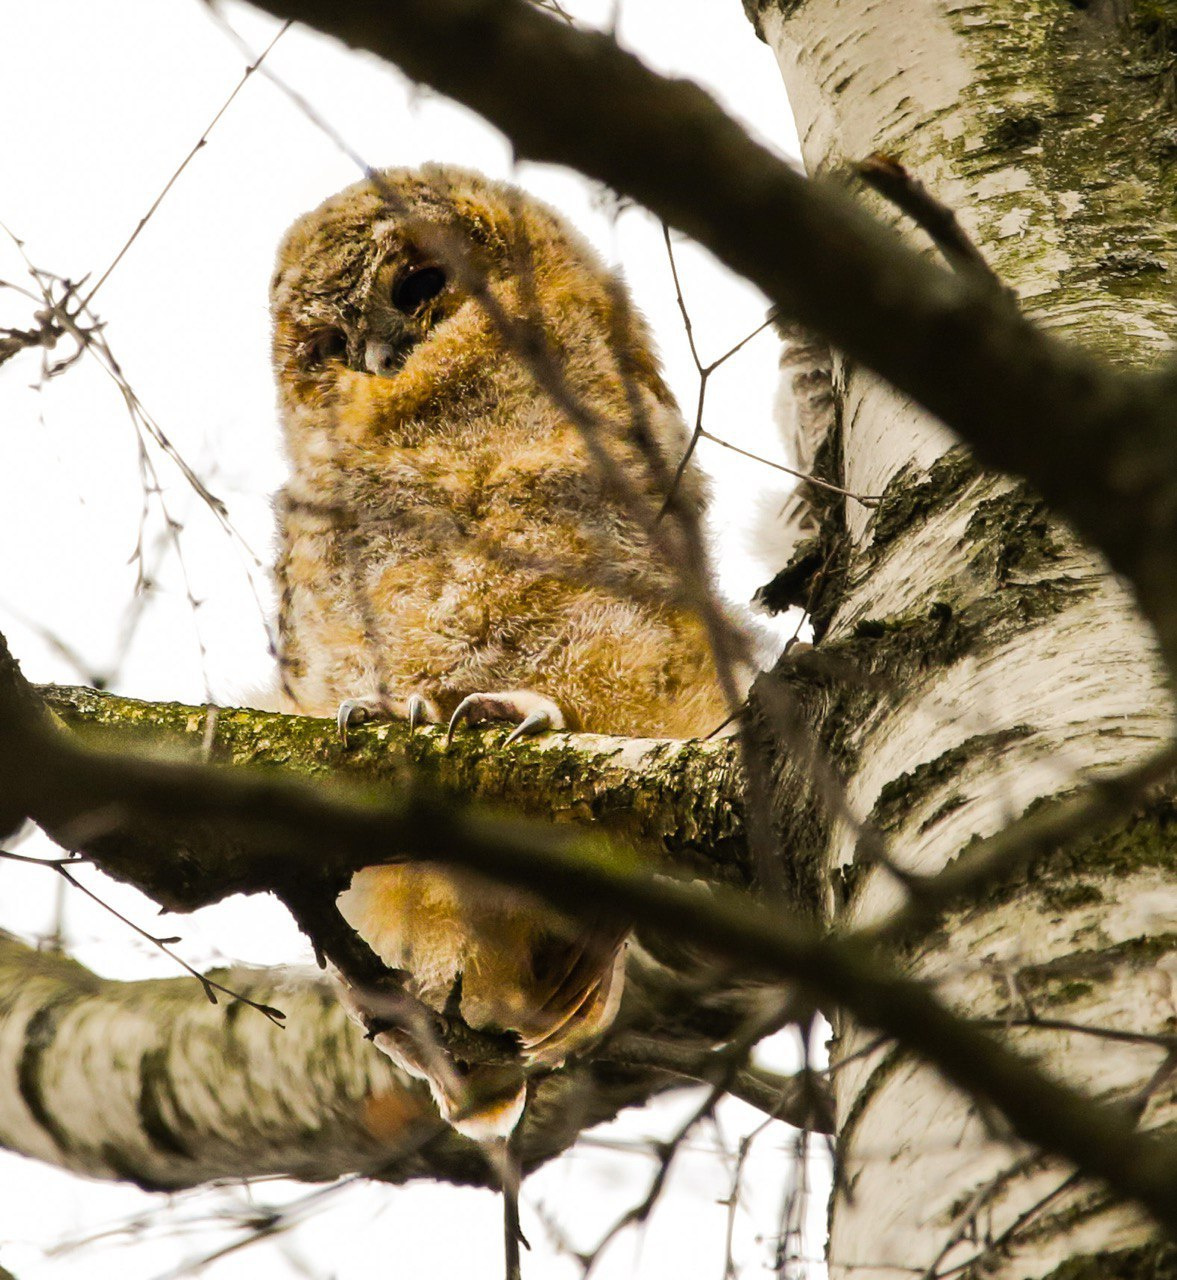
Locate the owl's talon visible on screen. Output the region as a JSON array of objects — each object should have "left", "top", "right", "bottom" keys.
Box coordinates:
[
  {"left": 503, "top": 709, "right": 553, "bottom": 746},
  {"left": 337, "top": 694, "right": 439, "bottom": 745},
  {"left": 446, "top": 691, "right": 566, "bottom": 748},
  {"left": 446, "top": 697, "right": 477, "bottom": 746},
  {"left": 338, "top": 697, "right": 379, "bottom": 745}
]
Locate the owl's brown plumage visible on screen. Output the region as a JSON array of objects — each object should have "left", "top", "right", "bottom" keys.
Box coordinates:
[{"left": 270, "top": 165, "right": 728, "bottom": 1135}]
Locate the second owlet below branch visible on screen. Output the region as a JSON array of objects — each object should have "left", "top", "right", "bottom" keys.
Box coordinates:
[{"left": 270, "top": 165, "right": 732, "bottom": 1137}]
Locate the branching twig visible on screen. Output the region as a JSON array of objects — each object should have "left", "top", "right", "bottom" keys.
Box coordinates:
[
  {"left": 598, "top": 1031, "right": 832, "bottom": 1132},
  {"left": 0, "top": 847, "right": 286, "bottom": 1025}
]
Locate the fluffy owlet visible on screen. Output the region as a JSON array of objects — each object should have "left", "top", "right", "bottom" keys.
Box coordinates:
[{"left": 270, "top": 165, "right": 729, "bottom": 1137}]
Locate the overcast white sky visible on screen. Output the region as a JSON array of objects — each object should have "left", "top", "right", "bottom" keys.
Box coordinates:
[{"left": 0, "top": 3, "right": 827, "bottom": 1277}]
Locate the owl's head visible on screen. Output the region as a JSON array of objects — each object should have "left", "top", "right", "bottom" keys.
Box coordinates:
[
  {"left": 271, "top": 166, "right": 640, "bottom": 392},
  {"left": 276, "top": 169, "right": 482, "bottom": 381},
  {"left": 270, "top": 165, "right": 681, "bottom": 495}
]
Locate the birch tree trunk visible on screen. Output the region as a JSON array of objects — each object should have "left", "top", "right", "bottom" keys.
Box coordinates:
[{"left": 749, "top": 2, "right": 1177, "bottom": 1275}]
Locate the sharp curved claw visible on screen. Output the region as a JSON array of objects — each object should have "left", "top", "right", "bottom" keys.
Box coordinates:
[
  {"left": 337, "top": 699, "right": 370, "bottom": 745},
  {"left": 407, "top": 693, "right": 427, "bottom": 733},
  {"left": 503, "top": 709, "right": 552, "bottom": 746},
  {"left": 446, "top": 696, "right": 475, "bottom": 747}
]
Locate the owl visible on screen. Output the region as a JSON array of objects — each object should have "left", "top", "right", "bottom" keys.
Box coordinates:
[{"left": 270, "top": 165, "right": 730, "bottom": 1138}]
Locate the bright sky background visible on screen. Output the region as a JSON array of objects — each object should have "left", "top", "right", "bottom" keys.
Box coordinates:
[{"left": 0, "top": 2, "right": 829, "bottom": 1277}]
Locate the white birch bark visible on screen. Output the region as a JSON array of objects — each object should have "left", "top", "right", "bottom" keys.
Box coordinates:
[
  {"left": 0, "top": 936, "right": 438, "bottom": 1189},
  {"left": 753, "top": 1, "right": 1177, "bottom": 1275},
  {"left": 0, "top": 920, "right": 748, "bottom": 1192}
]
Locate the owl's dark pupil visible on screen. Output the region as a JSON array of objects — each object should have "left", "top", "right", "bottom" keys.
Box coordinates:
[{"left": 393, "top": 265, "right": 446, "bottom": 314}]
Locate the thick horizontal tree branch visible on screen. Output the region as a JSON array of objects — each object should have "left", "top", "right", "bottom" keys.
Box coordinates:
[
  {"left": 37, "top": 683, "right": 747, "bottom": 888},
  {"left": 4, "top": 641, "right": 1177, "bottom": 1236},
  {"left": 242, "top": 0, "right": 1177, "bottom": 664},
  {"left": 31, "top": 685, "right": 827, "bottom": 1128}
]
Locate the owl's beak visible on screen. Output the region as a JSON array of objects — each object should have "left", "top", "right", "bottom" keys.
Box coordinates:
[{"left": 363, "top": 338, "right": 411, "bottom": 378}]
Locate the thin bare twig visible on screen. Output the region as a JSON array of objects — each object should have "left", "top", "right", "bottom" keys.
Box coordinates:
[
  {"left": 0, "top": 848, "right": 286, "bottom": 1025},
  {"left": 598, "top": 1031, "right": 832, "bottom": 1131},
  {"left": 147, "top": 1121, "right": 448, "bottom": 1280},
  {"left": 981, "top": 1015, "right": 1177, "bottom": 1052},
  {"left": 81, "top": 23, "right": 291, "bottom": 310},
  {"left": 698, "top": 427, "right": 879, "bottom": 506}
]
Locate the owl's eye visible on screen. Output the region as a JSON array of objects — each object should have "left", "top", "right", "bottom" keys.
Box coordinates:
[
  {"left": 304, "top": 327, "right": 347, "bottom": 366},
  {"left": 392, "top": 265, "right": 447, "bottom": 314}
]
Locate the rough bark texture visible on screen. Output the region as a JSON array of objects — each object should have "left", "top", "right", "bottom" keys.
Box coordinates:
[
  {"left": 38, "top": 685, "right": 748, "bottom": 889},
  {"left": 752, "top": 1, "right": 1177, "bottom": 1275}
]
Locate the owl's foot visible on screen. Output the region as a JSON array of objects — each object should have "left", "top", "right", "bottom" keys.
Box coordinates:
[
  {"left": 337, "top": 693, "right": 438, "bottom": 745},
  {"left": 446, "top": 690, "right": 566, "bottom": 748}
]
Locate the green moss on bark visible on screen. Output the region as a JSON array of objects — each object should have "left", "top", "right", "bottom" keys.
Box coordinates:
[
  {"left": 753, "top": 568, "right": 1088, "bottom": 908},
  {"left": 37, "top": 685, "right": 747, "bottom": 887},
  {"left": 944, "top": 0, "right": 1177, "bottom": 358},
  {"left": 868, "top": 447, "right": 981, "bottom": 553},
  {"left": 963, "top": 485, "right": 1070, "bottom": 583},
  {"left": 1039, "top": 1242, "right": 1177, "bottom": 1280}
]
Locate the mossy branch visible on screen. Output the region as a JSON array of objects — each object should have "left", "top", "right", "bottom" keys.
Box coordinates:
[{"left": 37, "top": 683, "right": 748, "bottom": 888}]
